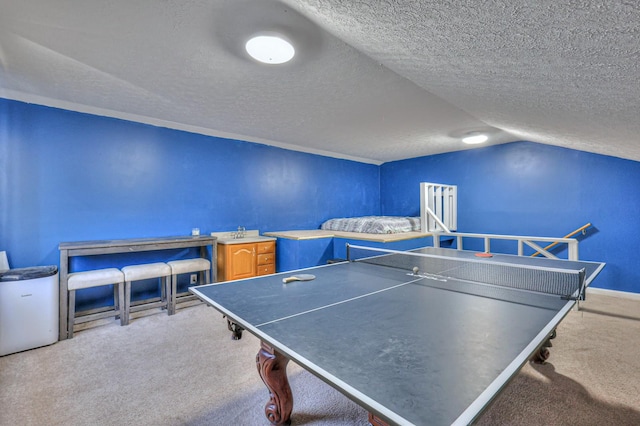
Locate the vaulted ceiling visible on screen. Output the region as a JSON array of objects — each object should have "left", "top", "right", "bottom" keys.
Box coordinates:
[{"left": 1, "top": 1, "right": 638, "bottom": 164}]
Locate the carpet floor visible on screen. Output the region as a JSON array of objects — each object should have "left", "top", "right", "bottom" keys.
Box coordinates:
[{"left": 1, "top": 293, "right": 639, "bottom": 425}]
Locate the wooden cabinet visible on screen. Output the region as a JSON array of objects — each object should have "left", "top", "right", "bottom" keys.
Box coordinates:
[
  {"left": 255, "top": 241, "right": 276, "bottom": 276},
  {"left": 217, "top": 240, "right": 276, "bottom": 281}
]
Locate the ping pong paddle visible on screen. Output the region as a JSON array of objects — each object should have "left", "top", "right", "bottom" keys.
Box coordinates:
[
  {"left": 282, "top": 274, "right": 316, "bottom": 284},
  {"left": 475, "top": 252, "right": 493, "bottom": 258}
]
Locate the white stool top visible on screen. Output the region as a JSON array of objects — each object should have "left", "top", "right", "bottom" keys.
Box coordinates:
[
  {"left": 68, "top": 268, "right": 124, "bottom": 290},
  {"left": 122, "top": 262, "right": 171, "bottom": 281},
  {"left": 167, "top": 258, "right": 211, "bottom": 275}
]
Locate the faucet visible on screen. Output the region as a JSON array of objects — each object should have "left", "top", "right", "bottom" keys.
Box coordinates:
[{"left": 233, "top": 226, "right": 246, "bottom": 239}]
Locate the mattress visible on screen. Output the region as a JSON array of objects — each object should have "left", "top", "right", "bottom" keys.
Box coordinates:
[{"left": 320, "top": 216, "right": 421, "bottom": 234}]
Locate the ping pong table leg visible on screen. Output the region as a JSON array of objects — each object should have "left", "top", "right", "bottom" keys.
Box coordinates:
[
  {"left": 368, "top": 413, "right": 390, "bottom": 426},
  {"left": 256, "top": 341, "right": 293, "bottom": 425}
]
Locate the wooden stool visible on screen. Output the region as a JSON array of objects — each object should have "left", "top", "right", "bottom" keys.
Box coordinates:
[
  {"left": 67, "top": 268, "right": 125, "bottom": 338},
  {"left": 166, "top": 258, "right": 211, "bottom": 315},
  {"left": 121, "top": 262, "right": 171, "bottom": 325}
]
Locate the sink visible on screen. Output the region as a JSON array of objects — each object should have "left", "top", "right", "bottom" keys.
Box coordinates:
[{"left": 211, "top": 230, "right": 276, "bottom": 245}]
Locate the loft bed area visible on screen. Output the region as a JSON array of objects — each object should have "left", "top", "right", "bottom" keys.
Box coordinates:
[
  {"left": 266, "top": 182, "right": 456, "bottom": 243},
  {"left": 263, "top": 183, "right": 457, "bottom": 270}
]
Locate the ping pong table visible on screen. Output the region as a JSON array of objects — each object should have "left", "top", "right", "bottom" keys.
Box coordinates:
[{"left": 190, "top": 245, "right": 605, "bottom": 425}]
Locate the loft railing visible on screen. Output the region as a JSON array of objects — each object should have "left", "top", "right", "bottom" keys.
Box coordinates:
[
  {"left": 531, "top": 223, "right": 592, "bottom": 258},
  {"left": 432, "top": 231, "right": 580, "bottom": 260},
  {"left": 420, "top": 182, "right": 457, "bottom": 233}
]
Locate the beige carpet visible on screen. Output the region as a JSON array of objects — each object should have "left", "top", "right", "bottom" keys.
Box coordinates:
[{"left": 1, "top": 293, "right": 639, "bottom": 425}]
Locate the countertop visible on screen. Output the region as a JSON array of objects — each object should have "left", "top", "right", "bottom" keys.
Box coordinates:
[{"left": 210, "top": 230, "right": 276, "bottom": 245}]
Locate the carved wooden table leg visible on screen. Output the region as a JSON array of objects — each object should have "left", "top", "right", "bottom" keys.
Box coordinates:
[
  {"left": 368, "top": 412, "right": 390, "bottom": 426},
  {"left": 256, "top": 341, "right": 293, "bottom": 425}
]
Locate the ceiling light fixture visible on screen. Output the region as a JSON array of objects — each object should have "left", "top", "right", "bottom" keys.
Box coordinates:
[
  {"left": 245, "top": 34, "right": 295, "bottom": 64},
  {"left": 462, "top": 133, "right": 488, "bottom": 144}
]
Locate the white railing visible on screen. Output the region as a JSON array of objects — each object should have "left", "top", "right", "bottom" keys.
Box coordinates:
[
  {"left": 420, "top": 182, "right": 457, "bottom": 232},
  {"left": 432, "top": 231, "right": 579, "bottom": 261}
]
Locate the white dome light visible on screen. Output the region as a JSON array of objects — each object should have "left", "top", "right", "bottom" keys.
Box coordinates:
[
  {"left": 462, "top": 134, "right": 488, "bottom": 144},
  {"left": 245, "top": 35, "right": 295, "bottom": 64}
]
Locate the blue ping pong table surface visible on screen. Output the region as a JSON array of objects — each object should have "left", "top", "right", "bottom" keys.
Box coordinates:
[{"left": 191, "top": 247, "right": 605, "bottom": 425}]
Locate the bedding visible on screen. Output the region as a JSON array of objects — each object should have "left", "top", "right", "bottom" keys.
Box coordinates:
[{"left": 320, "top": 216, "right": 421, "bottom": 234}]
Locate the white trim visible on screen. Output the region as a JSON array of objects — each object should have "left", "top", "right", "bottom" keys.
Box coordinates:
[{"left": 586, "top": 287, "right": 640, "bottom": 300}]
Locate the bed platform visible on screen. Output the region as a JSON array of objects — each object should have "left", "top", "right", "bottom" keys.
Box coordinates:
[
  {"left": 264, "top": 229, "right": 428, "bottom": 243},
  {"left": 263, "top": 228, "right": 435, "bottom": 272}
]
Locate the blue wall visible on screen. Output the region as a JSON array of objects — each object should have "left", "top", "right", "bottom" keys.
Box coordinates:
[
  {"left": 380, "top": 142, "right": 640, "bottom": 293},
  {"left": 2, "top": 98, "right": 639, "bottom": 295},
  {"left": 0, "top": 99, "right": 380, "bottom": 269},
  {"left": 0, "top": 99, "right": 380, "bottom": 306}
]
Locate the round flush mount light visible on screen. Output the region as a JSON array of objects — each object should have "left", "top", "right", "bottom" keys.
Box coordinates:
[
  {"left": 462, "top": 133, "right": 488, "bottom": 145},
  {"left": 245, "top": 34, "right": 295, "bottom": 64}
]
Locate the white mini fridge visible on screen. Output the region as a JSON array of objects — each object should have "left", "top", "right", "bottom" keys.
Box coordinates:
[{"left": 0, "top": 266, "right": 59, "bottom": 356}]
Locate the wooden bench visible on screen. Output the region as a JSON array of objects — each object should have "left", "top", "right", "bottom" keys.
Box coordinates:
[
  {"left": 67, "top": 268, "right": 125, "bottom": 338},
  {"left": 167, "top": 258, "right": 211, "bottom": 315},
  {"left": 58, "top": 236, "right": 217, "bottom": 340}
]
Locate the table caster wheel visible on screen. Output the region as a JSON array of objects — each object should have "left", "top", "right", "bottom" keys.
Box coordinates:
[
  {"left": 225, "top": 317, "right": 244, "bottom": 340},
  {"left": 537, "top": 347, "right": 550, "bottom": 362}
]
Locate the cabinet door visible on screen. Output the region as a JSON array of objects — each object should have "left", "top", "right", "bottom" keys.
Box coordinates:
[{"left": 227, "top": 243, "right": 256, "bottom": 281}]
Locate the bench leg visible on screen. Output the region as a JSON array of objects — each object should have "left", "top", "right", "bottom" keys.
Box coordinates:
[
  {"left": 169, "top": 275, "right": 177, "bottom": 316},
  {"left": 124, "top": 281, "right": 131, "bottom": 326},
  {"left": 117, "top": 282, "right": 126, "bottom": 326},
  {"left": 164, "top": 276, "right": 171, "bottom": 314},
  {"left": 160, "top": 277, "right": 166, "bottom": 308},
  {"left": 113, "top": 284, "right": 119, "bottom": 320},
  {"left": 67, "top": 290, "right": 76, "bottom": 339}
]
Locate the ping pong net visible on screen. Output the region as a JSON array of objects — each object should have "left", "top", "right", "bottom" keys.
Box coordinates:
[{"left": 346, "top": 244, "right": 586, "bottom": 301}]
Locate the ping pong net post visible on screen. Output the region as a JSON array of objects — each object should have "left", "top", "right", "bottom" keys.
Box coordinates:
[{"left": 345, "top": 244, "right": 587, "bottom": 301}]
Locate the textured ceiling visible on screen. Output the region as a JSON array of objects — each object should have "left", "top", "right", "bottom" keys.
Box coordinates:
[{"left": 0, "top": 0, "right": 638, "bottom": 164}]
